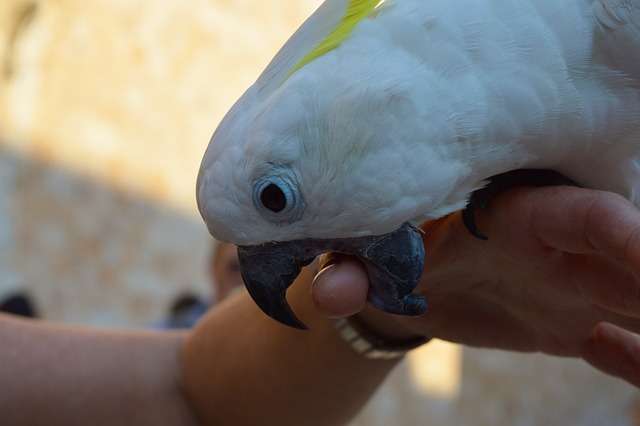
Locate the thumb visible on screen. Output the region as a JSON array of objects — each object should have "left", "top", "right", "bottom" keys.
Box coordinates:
[
  {"left": 582, "top": 322, "right": 640, "bottom": 388},
  {"left": 311, "top": 254, "right": 369, "bottom": 318}
]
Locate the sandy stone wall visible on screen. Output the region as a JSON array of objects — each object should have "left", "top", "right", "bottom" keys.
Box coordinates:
[
  {"left": 1, "top": 0, "right": 321, "bottom": 212},
  {"left": 0, "top": 1, "right": 638, "bottom": 424}
]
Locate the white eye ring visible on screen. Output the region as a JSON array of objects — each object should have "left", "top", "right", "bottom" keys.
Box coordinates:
[{"left": 253, "top": 173, "right": 304, "bottom": 221}]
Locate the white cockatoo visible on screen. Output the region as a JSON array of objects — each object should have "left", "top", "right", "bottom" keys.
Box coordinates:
[{"left": 197, "top": 0, "right": 640, "bottom": 328}]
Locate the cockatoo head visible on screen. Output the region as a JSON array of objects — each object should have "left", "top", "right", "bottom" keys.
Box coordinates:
[
  {"left": 198, "top": 72, "right": 458, "bottom": 246},
  {"left": 196, "top": 0, "right": 471, "bottom": 328},
  {"left": 196, "top": 65, "right": 472, "bottom": 327}
]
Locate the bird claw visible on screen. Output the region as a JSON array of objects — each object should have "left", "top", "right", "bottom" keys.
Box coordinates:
[{"left": 461, "top": 169, "right": 580, "bottom": 240}]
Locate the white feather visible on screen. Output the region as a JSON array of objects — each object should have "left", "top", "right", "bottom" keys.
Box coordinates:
[{"left": 197, "top": 0, "right": 640, "bottom": 245}]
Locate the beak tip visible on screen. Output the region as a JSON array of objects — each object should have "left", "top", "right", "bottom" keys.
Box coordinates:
[
  {"left": 283, "top": 317, "right": 309, "bottom": 330},
  {"left": 266, "top": 305, "right": 309, "bottom": 330}
]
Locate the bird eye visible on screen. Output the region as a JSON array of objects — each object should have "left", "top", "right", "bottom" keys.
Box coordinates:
[
  {"left": 253, "top": 171, "right": 305, "bottom": 222},
  {"left": 260, "top": 183, "right": 287, "bottom": 213}
]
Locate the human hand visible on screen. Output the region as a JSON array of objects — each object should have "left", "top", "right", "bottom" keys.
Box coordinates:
[{"left": 311, "top": 186, "right": 640, "bottom": 386}]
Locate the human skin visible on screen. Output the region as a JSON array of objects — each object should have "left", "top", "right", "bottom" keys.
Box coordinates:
[
  {"left": 210, "top": 242, "right": 244, "bottom": 302},
  {"left": 312, "top": 186, "right": 640, "bottom": 387}
]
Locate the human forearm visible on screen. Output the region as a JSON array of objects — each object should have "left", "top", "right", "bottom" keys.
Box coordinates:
[
  {"left": 181, "top": 266, "right": 399, "bottom": 426},
  {"left": 0, "top": 313, "right": 194, "bottom": 425}
]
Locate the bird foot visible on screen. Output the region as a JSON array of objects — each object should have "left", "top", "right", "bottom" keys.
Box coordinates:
[{"left": 461, "top": 169, "right": 580, "bottom": 240}]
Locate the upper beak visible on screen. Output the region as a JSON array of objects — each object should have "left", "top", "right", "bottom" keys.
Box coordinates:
[
  {"left": 236, "top": 240, "right": 317, "bottom": 329},
  {"left": 237, "top": 224, "right": 428, "bottom": 329}
]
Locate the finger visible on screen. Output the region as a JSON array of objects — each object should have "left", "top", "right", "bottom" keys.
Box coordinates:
[
  {"left": 524, "top": 188, "right": 640, "bottom": 265},
  {"left": 597, "top": 309, "right": 640, "bottom": 336},
  {"left": 311, "top": 255, "right": 369, "bottom": 318},
  {"left": 582, "top": 322, "right": 640, "bottom": 388},
  {"left": 567, "top": 253, "right": 640, "bottom": 318},
  {"left": 479, "top": 187, "right": 640, "bottom": 317},
  {"left": 513, "top": 188, "right": 640, "bottom": 317}
]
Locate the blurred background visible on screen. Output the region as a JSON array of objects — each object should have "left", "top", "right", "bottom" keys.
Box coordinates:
[{"left": 0, "top": 0, "right": 638, "bottom": 424}]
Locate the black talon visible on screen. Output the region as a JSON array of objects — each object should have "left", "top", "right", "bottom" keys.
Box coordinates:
[
  {"left": 461, "top": 205, "right": 489, "bottom": 241},
  {"left": 461, "top": 169, "right": 581, "bottom": 240}
]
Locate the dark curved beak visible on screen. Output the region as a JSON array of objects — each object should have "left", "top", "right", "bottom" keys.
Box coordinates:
[
  {"left": 237, "top": 241, "right": 317, "bottom": 329},
  {"left": 237, "top": 224, "right": 428, "bottom": 329}
]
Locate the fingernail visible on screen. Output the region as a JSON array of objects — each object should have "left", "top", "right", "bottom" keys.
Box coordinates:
[{"left": 317, "top": 252, "right": 342, "bottom": 271}]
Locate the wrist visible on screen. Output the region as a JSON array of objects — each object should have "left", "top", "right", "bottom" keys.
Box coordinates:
[
  {"left": 354, "top": 303, "right": 426, "bottom": 342},
  {"left": 333, "top": 305, "right": 430, "bottom": 360}
]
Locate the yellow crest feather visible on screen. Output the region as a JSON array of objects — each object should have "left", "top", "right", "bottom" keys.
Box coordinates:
[{"left": 286, "top": 0, "right": 382, "bottom": 79}]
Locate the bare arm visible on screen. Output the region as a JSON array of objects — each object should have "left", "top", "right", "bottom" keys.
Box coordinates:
[
  {"left": 0, "top": 313, "right": 194, "bottom": 425},
  {"left": 181, "top": 266, "right": 398, "bottom": 426},
  {"left": 0, "top": 266, "right": 396, "bottom": 425}
]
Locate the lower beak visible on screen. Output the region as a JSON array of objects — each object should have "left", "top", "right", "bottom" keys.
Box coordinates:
[{"left": 237, "top": 224, "right": 428, "bottom": 329}]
